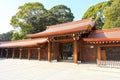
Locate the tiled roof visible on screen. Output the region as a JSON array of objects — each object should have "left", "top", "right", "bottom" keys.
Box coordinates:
[
  {"left": 28, "top": 18, "right": 95, "bottom": 38},
  {"left": 84, "top": 28, "right": 120, "bottom": 42},
  {"left": 0, "top": 38, "right": 47, "bottom": 48}
]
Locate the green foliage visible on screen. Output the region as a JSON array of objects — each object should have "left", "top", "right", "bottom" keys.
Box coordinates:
[
  {"left": 11, "top": 32, "right": 26, "bottom": 40},
  {"left": 103, "top": 0, "right": 120, "bottom": 29},
  {"left": 82, "top": 1, "right": 109, "bottom": 29},
  {"left": 48, "top": 5, "right": 74, "bottom": 25},
  {"left": 10, "top": 2, "right": 74, "bottom": 40},
  {"left": 82, "top": 0, "right": 120, "bottom": 30},
  {"left": 0, "top": 31, "right": 13, "bottom": 41},
  {"left": 10, "top": 2, "right": 47, "bottom": 34}
]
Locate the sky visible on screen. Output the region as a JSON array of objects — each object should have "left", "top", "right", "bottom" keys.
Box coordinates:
[{"left": 0, "top": 0, "right": 106, "bottom": 34}]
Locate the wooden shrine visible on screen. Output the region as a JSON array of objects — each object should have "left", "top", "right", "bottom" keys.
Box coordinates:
[{"left": 0, "top": 18, "right": 120, "bottom": 67}]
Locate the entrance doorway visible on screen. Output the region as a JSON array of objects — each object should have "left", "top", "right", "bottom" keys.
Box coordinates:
[{"left": 59, "top": 43, "right": 73, "bottom": 62}]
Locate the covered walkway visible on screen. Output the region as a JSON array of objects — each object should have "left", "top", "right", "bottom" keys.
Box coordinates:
[{"left": 0, "top": 38, "right": 48, "bottom": 60}]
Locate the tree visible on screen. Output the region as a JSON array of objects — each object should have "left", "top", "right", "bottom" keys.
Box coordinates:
[
  {"left": 48, "top": 5, "right": 74, "bottom": 25},
  {"left": 10, "top": 2, "right": 47, "bottom": 40},
  {"left": 82, "top": 1, "right": 109, "bottom": 30},
  {"left": 10, "top": 2, "right": 74, "bottom": 40},
  {"left": 0, "top": 31, "right": 13, "bottom": 41},
  {"left": 103, "top": 0, "right": 120, "bottom": 29},
  {"left": 11, "top": 32, "right": 25, "bottom": 40}
]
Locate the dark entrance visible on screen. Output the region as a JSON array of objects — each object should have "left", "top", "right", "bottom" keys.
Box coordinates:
[
  {"left": 106, "top": 47, "right": 120, "bottom": 61},
  {"left": 59, "top": 43, "right": 73, "bottom": 62}
]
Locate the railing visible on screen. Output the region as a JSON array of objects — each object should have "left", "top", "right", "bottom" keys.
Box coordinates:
[{"left": 97, "top": 60, "right": 120, "bottom": 68}]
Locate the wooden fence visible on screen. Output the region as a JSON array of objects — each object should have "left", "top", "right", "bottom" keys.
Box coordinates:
[{"left": 97, "top": 60, "right": 120, "bottom": 68}]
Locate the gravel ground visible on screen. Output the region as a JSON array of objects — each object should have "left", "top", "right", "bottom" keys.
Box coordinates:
[{"left": 0, "top": 58, "right": 120, "bottom": 80}]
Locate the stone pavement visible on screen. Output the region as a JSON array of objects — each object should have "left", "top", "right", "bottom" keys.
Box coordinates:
[{"left": 0, "top": 58, "right": 120, "bottom": 80}]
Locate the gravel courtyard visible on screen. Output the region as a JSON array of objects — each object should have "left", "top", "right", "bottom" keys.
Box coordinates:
[{"left": 0, "top": 58, "right": 120, "bottom": 80}]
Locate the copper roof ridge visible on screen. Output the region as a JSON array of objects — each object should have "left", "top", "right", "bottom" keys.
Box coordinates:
[
  {"left": 90, "top": 28, "right": 120, "bottom": 34},
  {"left": 83, "top": 38, "right": 120, "bottom": 41},
  {"left": 27, "top": 18, "right": 94, "bottom": 38},
  {"left": 1, "top": 38, "right": 47, "bottom": 44},
  {"left": 47, "top": 18, "right": 92, "bottom": 29}
]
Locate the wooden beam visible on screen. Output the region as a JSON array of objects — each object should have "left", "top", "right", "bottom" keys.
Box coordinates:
[
  {"left": 19, "top": 49, "right": 22, "bottom": 59},
  {"left": 28, "top": 48, "right": 31, "bottom": 60},
  {"left": 12, "top": 48, "right": 15, "bottom": 59},
  {"left": 105, "top": 41, "right": 108, "bottom": 44},
  {"left": 48, "top": 42, "right": 51, "bottom": 62},
  {"left": 37, "top": 48, "right": 41, "bottom": 60},
  {"left": 100, "top": 44, "right": 120, "bottom": 47},
  {"left": 73, "top": 40, "right": 78, "bottom": 63},
  {"left": 53, "top": 39, "right": 73, "bottom": 43}
]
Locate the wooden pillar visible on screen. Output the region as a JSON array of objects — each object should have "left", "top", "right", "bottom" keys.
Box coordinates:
[
  {"left": 73, "top": 40, "right": 78, "bottom": 63},
  {"left": 28, "top": 48, "right": 31, "bottom": 60},
  {"left": 0, "top": 49, "right": 3, "bottom": 57},
  {"left": 19, "top": 49, "right": 22, "bottom": 59},
  {"left": 97, "top": 46, "right": 101, "bottom": 65},
  {"left": 5, "top": 49, "right": 8, "bottom": 58},
  {"left": 48, "top": 42, "right": 51, "bottom": 62},
  {"left": 12, "top": 48, "right": 15, "bottom": 59},
  {"left": 97, "top": 46, "right": 101, "bottom": 60},
  {"left": 38, "top": 48, "right": 41, "bottom": 60}
]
